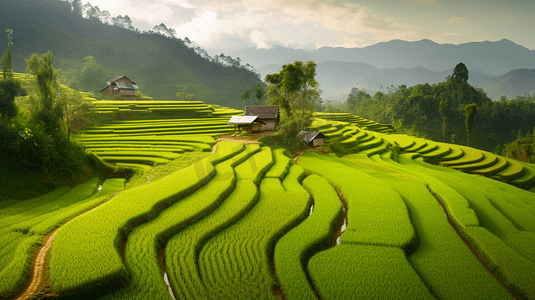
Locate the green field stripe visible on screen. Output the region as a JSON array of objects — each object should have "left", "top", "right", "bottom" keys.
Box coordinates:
[
  {"left": 369, "top": 153, "right": 480, "bottom": 228},
  {"left": 108, "top": 118, "right": 230, "bottom": 124},
  {"left": 88, "top": 147, "right": 185, "bottom": 154},
  {"left": 357, "top": 139, "right": 391, "bottom": 157},
  {"left": 308, "top": 245, "right": 434, "bottom": 299},
  {"left": 28, "top": 179, "right": 126, "bottom": 235},
  {"left": 198, "top": 175, "right": 310, "bottom": 299},
  {"left": 81, "top": 123, "right": 231, "bottom": 132},
  {"left": 464, "top": 227, "right": 535, "bottom": 300},
  {"left": 0, "top": 178, "right": 99, "bottom": 231},
  {"left": 165, "top": 146, "right": 264, "bottom": 300},
  {"left": 405, "top": 155, "right": 535, "bottom": 294},
  {"left": 0, "top": 187, "right": 71, "bottom": 219},
  {"left": 265, "top": 148, "right": 291, "bottom": 180},
  {"left": 80, "top": 141, "right": 207, "bottom": 150},
  {"left": 48, "top": 154, "right": 222, "bottom": 296},
  {"left": 115, "top": 163, "right": 154, "bottom": 173},
  {"left": 381, "top": 135, "right": 416, "bottom": 151},
  {"left": 80, "top": 125, "right": 233, "bottom": 135},
  {"left": 451, "top": 152, "right": 499, "bottom": 172},
  {"left": 420, "top": 145, "right": 452, "bottom": 160},
  {"left": 441, "top": 147, "right": 484, "bottom": 166},
  {"left": 510, "top": 162, "right": 535, "bottom": 186},
  {"left": 470, "top": 156, "right": 509, "bottom": 176},
  {"left": 97, "top": 143, "right": 253, "bottom": 300},
  {"left": 417, "top": 143, "right": 439, "bottom": 154},
  {"left": 339, "top": 131, "right": 366, "bottom": 148},
  {"left": 92, "top": 151, "right": 181, "bottom": 160},
  {"left": 356, "top": 133, "right": 374, "bottom": 144},
  {"left": 0, "top": 236, "right": 43, "bottom": 299},
  {"left": 343, "top": 154, "right": 511, "bottom": 298},
  {"left": 494, "top": 158, "right": 525, "bottom": 181},
  {"left": 101, "top": 156, "right": 171, "bottom": 166},
  {"left": 405, "top": 140, "right": 428, "bottom": 152},
  {"left": 92, "top": 100, "right": 204, "bottom": 106},
  {"left": 275, "top": 175, "right": 342, "bottom": 300},
  {"left": 354, "top": 135, "right": 384, "bottom": 152},
  {"left": 76, "top": 134, "right": 216, "bottom": 144},
  {"left": 438, "top": 146, "right": 464, "bottom": 161},
  {"left": 81, "top": 128, "right": 234, "bottom": 137},
  {"left": 297, "top": 151, "right": 415, "bottom": 248},
  {"left": 235, "top": 147, "right": 274, "bottom": 184}
]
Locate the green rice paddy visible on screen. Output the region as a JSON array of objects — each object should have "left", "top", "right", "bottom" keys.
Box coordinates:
[{"left": 2, "top": 109, "right": 534, "bottom": 300}]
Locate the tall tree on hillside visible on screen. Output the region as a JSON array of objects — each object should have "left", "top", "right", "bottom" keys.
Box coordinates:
[
  {"left": 149, "top": 23, "right": 176, "bottom": 38},
  {"left": 296, "top": 60, "right": 320, "bottom": 130},
  {"left": 57, "top": 88, "right": 94, "bottom": 139},
  {"left": 239, "top": 88, "right": 251, "bottom": 109},
  {"left": 1, "top": 29, "right": 14, "bottom": 80},
  {"left": 112, "top": 15, "right": 135, "bottom": 30},
  {"left": 452, "top": 62, "right": 469, "bottom": 84},
  {"left": 26, "top": 51, "right": 62, "bottom": 129},
  {"left": 465, "top": 103, "right": 478, "bottom": 146},
  {"left": 78, "top": 56, "right": 111, "bottom": 94},
  {"left": 0, "top": 79, "right": 25, "bottom": 121},
  {"left": 439, "top": 93, "right": 449, "bottom": 143},
  {"left": 253, "top": 83, "right": 265, "bottom": 105},
  {"left": 265, "top": 72, "right": 292, "bottom": 116},
  {"left": 70, "top": 0, "right": 83, "bottom": 16}
]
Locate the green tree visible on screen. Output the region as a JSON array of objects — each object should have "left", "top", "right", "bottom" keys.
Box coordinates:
[
  {"left": 56, "top": 87, "right": 94, "bottom": 139},
  {"left": 265, "top": 61, "right": 320, "bottom": 130},
  {"left": 1, "top": 29, "right": 14, "bottom": 80},
  {"left": 439, "top": 93, "right": 449, "bottom": 143},
  {"left": 26, "top": 51, "right": 61, "bottom": 129},
  {"left": 452, "top": 62, "right": 469, "bottom": 84},
  {"left": 294, "top": 60, "right": 320, "bottom": 130},
  {"left": 465, "top": 103, "right": 478, "bottom": 146},
  {"left": 252, "top": 83, "right": 265, "bottom": 105},
  {"left": 0, "top": 79, "right": 25, "bottom": 121},
  {"left": 176, "top": 86, "right": 193, "bottom": 101},
  {"left": 239, "top": 88, "right": 251, "bottom": 109},
  {"left": 77, "top": 56, "right": 111, "bottom": 94}
]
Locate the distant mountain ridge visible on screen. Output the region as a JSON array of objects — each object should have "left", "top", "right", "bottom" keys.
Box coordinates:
[
  {"left": 218, "top": 39, "right": 535, "bottom": 76},
  {"left": 218, "top": 39, "right": 535, "bottom": 100}
]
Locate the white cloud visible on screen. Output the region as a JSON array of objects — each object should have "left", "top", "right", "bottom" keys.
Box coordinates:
[{"left": 250, "top": 30, "right": 270, "bottom": 49}]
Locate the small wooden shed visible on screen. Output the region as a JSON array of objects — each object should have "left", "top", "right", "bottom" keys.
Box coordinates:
[
  {"left": 244, "top": 106, "right": 279, "bottom": 131},
  {"left": 299, "top": 131, "right": 328, "bottom": 147},
  {"left": 227, "top": 116, "right": 265, "bottom": 134},
  {"left": 100, "top": 76, "right": 139, "bottom": 100}
]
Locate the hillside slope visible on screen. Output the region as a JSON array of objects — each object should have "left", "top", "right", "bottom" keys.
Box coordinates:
[{"left": 0, "top": 0, "right": 261, "bottom": 108}]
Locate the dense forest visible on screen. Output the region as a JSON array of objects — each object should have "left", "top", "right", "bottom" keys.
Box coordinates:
[
  {"left": 323, "top": 63, "right": 535, "bottom": 159},
  {"left": 0, "top": 0, "right": 263, "bottom": 108}
]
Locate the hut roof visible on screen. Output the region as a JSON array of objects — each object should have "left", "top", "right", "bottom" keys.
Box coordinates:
[
  {"left": 299, "top": 131, "right": 327, "bottom": 144},
  {"left": 108, "top": 75, "right": 135, "bottom": 84},
  {"left": 100, "top": 76, "right": 138, "bottom": 92},
  {"left": 115, "top": 82, "right": 139, "bottom": 90},
  {"left": 227, "top": 116, "right": 265, "bottom": 125},
  {"left": 244, "top": 106, "right": 279, "bottom": 119}
]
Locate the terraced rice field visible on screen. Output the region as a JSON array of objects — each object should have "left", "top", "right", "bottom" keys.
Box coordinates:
[
  {"left": 74, "top": 100, "right": 243, "bottom": 170},
  {"left": 2, "top": 111, "right": 535, "bottom": 300}
]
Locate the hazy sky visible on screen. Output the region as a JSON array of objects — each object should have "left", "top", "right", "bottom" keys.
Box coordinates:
[{"left": 82, "top": 0, "right": 535, "bottom": 50}]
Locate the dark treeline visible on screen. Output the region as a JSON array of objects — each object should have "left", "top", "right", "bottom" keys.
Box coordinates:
[
  {"left": 324, "top": 63, "right": 535, "bottom": 155},
  {"left": 0, "top": 0, "right": 263, "bottom": 108}
]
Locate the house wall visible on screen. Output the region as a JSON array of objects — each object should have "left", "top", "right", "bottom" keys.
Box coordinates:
[
  {"left": 313, "top": 138, "right": 324, "bottom": 147},
  {"left": 101, "top": 85, "right": 114, "bottom": 98},
  {"left": 259, "top": 119, "right": 277, "bottom": 131}
]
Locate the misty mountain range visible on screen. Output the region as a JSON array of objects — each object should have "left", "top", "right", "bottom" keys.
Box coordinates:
[{"left": 212, "top": 40, "right": 535, "bottom": 100}]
